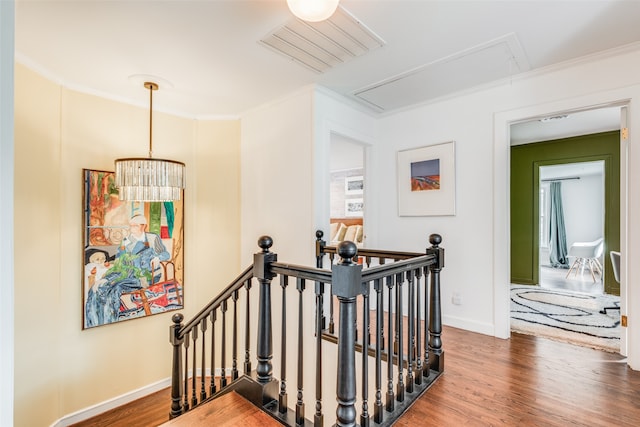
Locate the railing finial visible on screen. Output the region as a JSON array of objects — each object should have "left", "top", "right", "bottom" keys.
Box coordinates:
[
  {"left": 172, "top": 313, "right": 184, "bottom": 325},
  {"left": 316, "top": 229, "right": 324, "bottom": 239},
  {"left": 429, "top": 233, "right": 442, "bottom": 247},
  {"left": 337, "top": 241, "right": 358, "bottom": 265},
  {"left": 258, "top": 235, "right": 273, "bottom": 253}
]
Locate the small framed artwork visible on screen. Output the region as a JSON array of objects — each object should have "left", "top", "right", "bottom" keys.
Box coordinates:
[
  {"left": 345, "top": 198, "right": 364, "bottom": 217},
  {"left": 345, "top": 175, "right": 364, "bottom": 195},
  {"left": 82, "top": 169, "right": 184, "bottom": 329},
  {"left": 397, "top": 141, "right": 456, "bottom": 216}
]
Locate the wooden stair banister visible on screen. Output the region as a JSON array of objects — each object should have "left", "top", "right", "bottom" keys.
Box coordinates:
[{"left": 168, "top": 232, "right": 444, "bottom": 426}]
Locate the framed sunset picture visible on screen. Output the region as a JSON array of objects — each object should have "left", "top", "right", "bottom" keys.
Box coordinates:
[{"left": 397, "top": 141, "right": 456, "bottom": 216}]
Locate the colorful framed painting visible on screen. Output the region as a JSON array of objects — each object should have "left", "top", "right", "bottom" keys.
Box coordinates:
[
  {"left": 397, "top": 141, "right": 456, "bottom": 216},
  {"left": 82, "top": 169, "right": 184, "bottom": 329}
]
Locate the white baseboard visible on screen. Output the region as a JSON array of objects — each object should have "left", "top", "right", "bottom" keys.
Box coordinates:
[
  {"left": 443, "top": 315, "right": 497, "bottom": 337},
  {"left": 50, "top": 377, "right": 171, "bottom": 427},
  {"left": 50, "top": 367, "right": 236, "bottom": 427}
]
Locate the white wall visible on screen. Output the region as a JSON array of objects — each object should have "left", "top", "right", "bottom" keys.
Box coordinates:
[
  {"left": 373, "top": 45, "right": 640, "bottom": 371},
  {"left": 560, "top": 174, "right": 605, "bottom": 246}
]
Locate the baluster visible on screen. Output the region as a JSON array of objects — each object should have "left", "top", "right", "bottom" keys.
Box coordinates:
[
  {"left": 427, "top": 234, "right": 445, "bottom": 373},
  {"left": 200, "top": 319, "right": 207, "bottom": 402},
  {"left": 210, "top": 309, "right": 217, "bottom": 395},
  {"left": 406, "top": 269, "right": 415, "bottom": 394},
  {"left": 385, "top": 275, "right": 394, "bottom": 412},
  {"left": 329, "top": 294, "right": 335, "bottom": 334},
  {"left": 170, "top": 314, "right": 184, "bottom": 419},
  {"left": 244, "top": 279, "right": 252, "bottom": 374},
  {"left": 296, "top": 277, "right": 306, "bottom": 425},
  {"left": 183, "top": 331, "right": 190, "bottom": 413},
  {"left": 191, "top": 327, "right": 198, "bottom": 408},
  {"left": 333, "top": 242, "right": 361, "bottom": 427},
  {"left": 379, "top": 258, "right": 386, "bottom": 350},
  {"left": 232, "top": 289, "right": 239, "bottom": 381},
  {"left": 315, "top": 278, "right": 324, "bottom": 427},
  {"left": 423, "top": 266, "right": 430, "bottom": 379},
  {"left": 396, "top": 272, "right": 405, "bottom": 403},
  {"left": 360, "top": 282, "right": 370, "bottom": 427},
  {"left": 373, "top": 279, "right": 383, "bottom": 423},
  {"left": 221, "top": 299, "right": 228, "bottom": 388},
  {"left": 279, "top": 275, "right": 289, "bottom": 414},
  {"left": 415, "top": 268, "right": 423, "bottom": 386}
]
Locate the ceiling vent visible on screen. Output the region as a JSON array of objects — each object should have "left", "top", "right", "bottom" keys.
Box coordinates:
[
  {"left": 259, "top": 6, "right": 385, "bottom": 73},
  {"left": 353, "top": 33, "right": 531, "bottom": 112}
]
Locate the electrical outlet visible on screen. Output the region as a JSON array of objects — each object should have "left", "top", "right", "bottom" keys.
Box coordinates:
[{"left": 452, "top": 292, "right": 462, "bottom": 305}]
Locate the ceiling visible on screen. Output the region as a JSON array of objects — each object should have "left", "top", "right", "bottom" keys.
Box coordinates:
[{"left": 14, "top": 1, "right": 640, "bottom": 122}]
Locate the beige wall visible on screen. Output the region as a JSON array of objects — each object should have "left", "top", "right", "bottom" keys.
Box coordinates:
[{"left": 13, "top": 64, "right": 241, "bottom": 426}]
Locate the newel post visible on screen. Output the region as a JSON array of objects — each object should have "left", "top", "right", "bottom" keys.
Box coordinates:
[
  {"left": 169, "top": 313, "right": 185, "bottom": 419},
  {"left": 332, "top": 241, "right": 363, "bottom": 427},
  {"left": 316, "top": 230, "right": 326, "bottom": 269},
  {"left": 254, "top": 235, "right": 277, "bottom": 382},
  {"left": 426, "top": 234, "right": 445, "bottom": 374}
]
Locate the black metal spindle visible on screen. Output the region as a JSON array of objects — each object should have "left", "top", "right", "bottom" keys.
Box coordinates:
[
  {"left": 200, "top": 319, "right": 207, "bottom": 402},
  {"left": 406, "top": 269, "right": 415, "bottom": 394},
  {"left": 385, "top": 275, "right": 394, "bottom": 412},
  {"left": 191, "top": 328, "right": 198, "bottom": 408},
  {"left": 279, "top": 275, "right": 289, "bottom": 414},
  {"left": 221, "top": 299, "right": 227, "bottom": 388},
  {"left": 415, "top": 268, "right": 423, "bottom": 386},
  {"left": 210, "top": 310, "right": 217, "bottom": 395},
  {"left": 169, "top": 314, "right": 184, "bottom": 419},
  {"left": 315, "top": 279, "right": 324, "bottom": 427},
  {"left": 423, "top": 266, "right": 430, "bottom": 379},
  {"left": 232, "top": 289, "right": 239, "bottom": 381},
  {"left": 244, "top": 279, "right": 252, "bottom": 374},
  {"left": 360, "top": 282, "right": 370, "bottom": 427},
  {"left": 396, "top": 272, "right": 405, "bottom": 403},
  {"left": 183, "top": 331, "right": 190, "bottom": 412},
  {"left": 296, "top": 277, "right": 306, "bottom": 425},
  {"left": 374, "top": 279, "right": 383, "bottom": 423}
]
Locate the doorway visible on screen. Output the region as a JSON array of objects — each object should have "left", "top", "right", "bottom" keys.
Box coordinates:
[
  {"left": 539, "top": 161, "right": 605, "bottom": 295},
  {"left": 329, "top": 134, "right": 366, "bottom": 246},
  {"left": 508, "top": 106, "right": 623, "bottom": 352}
]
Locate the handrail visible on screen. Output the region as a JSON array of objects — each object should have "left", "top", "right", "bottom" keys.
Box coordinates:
[
  {"left": 361, "top": 254, "right": 434, "bottom": 282},
  {"left": 179, "top": 265, "right": 253, "bottom": 334}
]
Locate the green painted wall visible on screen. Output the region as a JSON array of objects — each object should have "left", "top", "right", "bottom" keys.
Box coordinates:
[{"left": 510, "top": 131, "right": 620, "bottom": 295}]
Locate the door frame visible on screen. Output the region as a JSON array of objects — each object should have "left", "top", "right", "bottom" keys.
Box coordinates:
[{"left": 493, "top": 95, "right": 630, "bottom": 359}]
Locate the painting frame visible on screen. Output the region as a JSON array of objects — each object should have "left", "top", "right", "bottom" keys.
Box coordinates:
[
  {"left": 82, "top": 169, "right": 184, "bottom": 329},
  {"left": 345, "top": 198, "right": 364, "bottom": 217},
  {"left": 397, "top": 141, "right": 456, "bottom": 216},
  {"left": 345, "top": 175, "right": 364, "bottom": 195}
]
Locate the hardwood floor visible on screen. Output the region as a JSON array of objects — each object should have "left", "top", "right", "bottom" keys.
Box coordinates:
[{"left": 71, "top": 326, "right": 640, "bottom": 427}]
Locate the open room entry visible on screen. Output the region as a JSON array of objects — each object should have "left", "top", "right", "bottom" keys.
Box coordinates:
[{"left": 329, "top": 134, "right": 366, "bottom": 247}]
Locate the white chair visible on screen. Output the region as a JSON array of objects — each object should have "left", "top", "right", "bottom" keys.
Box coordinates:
[{"left": 565, "top": 237, "right": 604, "bottom": 282}]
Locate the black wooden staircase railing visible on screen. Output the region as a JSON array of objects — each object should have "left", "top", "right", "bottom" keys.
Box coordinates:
[{"left": 169, "top": 231, "right": 445, "bottom": 426}]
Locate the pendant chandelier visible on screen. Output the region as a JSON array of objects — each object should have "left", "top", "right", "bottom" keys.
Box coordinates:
[
  {"left": 287, "top": 0, "right": 339, "bottom": 22},
  {"left": 115, "top": 82, "right": 185, "bottom": 201}
]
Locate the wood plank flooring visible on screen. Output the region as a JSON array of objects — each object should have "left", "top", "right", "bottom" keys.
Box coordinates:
[{"left": 70, "top": 326, "right": 640, "bottom": 427}]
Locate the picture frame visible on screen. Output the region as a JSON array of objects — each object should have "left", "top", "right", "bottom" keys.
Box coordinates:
[
  {"left": 82, "top": 169, "right": 184, "bottom": 329},
  {"left": 345, "top": 175, "right": 364, "bottom": 195},
  {"left": 397, "top": 141, "right": 456, "bottom": 216},
  {"left": 345, "top": 198, "right": 364, "bottom": 217}
]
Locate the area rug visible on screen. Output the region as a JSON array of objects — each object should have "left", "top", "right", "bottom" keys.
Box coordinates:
[{"left": 510, "top": 285, "right": 620, "bottom": 352}]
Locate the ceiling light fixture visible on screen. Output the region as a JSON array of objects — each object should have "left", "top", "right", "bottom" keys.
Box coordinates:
[
  {"left": 114, "top": 82, "right": 185, "bottom": 201},
  {"left": 287, "top": 0, "right": 339, "bottom": 22}
]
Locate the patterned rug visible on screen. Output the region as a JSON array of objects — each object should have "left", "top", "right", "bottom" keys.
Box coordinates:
[{"left": 510, "top": 285, "right": 620, "bottom": 352}]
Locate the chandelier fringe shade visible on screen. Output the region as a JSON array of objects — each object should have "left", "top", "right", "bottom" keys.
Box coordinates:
[{"left": 114, "top": 81, "right": 185, "bottom": 201}]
